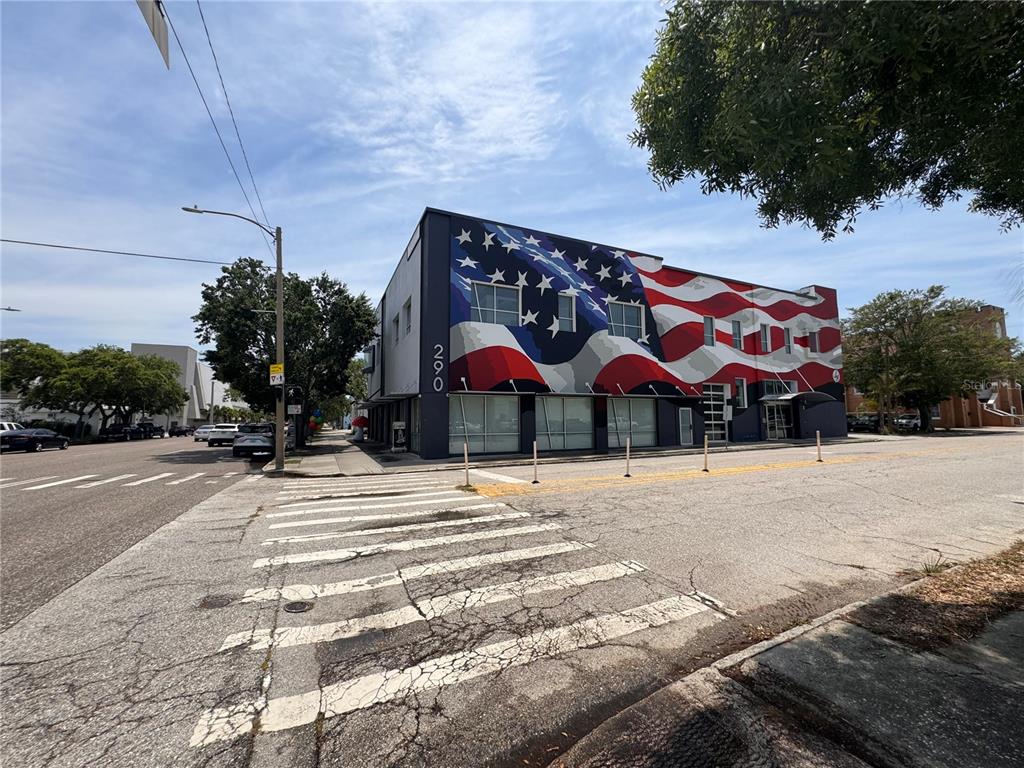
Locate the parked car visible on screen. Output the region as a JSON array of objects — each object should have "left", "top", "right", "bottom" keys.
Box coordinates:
[
  {"left": 207, "top": 423, "right": 240, "bottom": 447},
  {"left": 96, "top": 423, "right": 144, "bottom": 442},
  {"left": 193, "top": 425, "right": 215, "bottom": 442},
  {"left": 1, "top": 428, "right": 69, "bottom": 452},
  {"left": 0, "top": 422, "right": 26, "bottom": 432},
  {"left": 168, "top": 425, "right": 194, "bottom": 437},
  {"left": 137, "top": 422, "right": 168, "bottom": 438},
  {"left": 232, "top": 422, "right": 275, "bottom": 458},
  {"left": 894, "top": 414, "right": 921, "bottom": 431}
]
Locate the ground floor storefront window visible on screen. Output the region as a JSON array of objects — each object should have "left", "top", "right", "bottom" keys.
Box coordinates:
[
  {"left": 536, "top": 397, "right": 593, "bottom": 450},
  {"left": 448, "top": 394, "right": 519, "bottom": 454},
  {"left": 608, "top": 397, "right": 656, "bottom": 448}
]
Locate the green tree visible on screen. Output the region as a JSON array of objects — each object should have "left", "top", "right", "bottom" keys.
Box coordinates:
[
  {"left": 193, "top": 258, "right": 377, "bottom": 413},
  {"left": 0, "top": 339, "right": 68, "bottom": 396},
  {"left": 843, "top": 287, "right": 1017, "bottom": 431},
  {"left": 632, "top": 1, "right": 1024, "bottom": 237},
  {"left": 345, "top": 357, "right": 367, "bottom": 401}
]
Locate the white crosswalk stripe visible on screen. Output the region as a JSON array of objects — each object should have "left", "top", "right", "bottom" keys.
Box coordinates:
[
  {"left": 222, "top": 561, "right": 646, "bottom": 651},
  {"left": 253, "top": 522, "right": 563, "bottom": 568},
  {"left": 76, "top": 474, "right": 138, "bottom": 488},
  {"left": 191, "top": 596, "right": 709, "bottom": 746},
  {"left": 281, "top": 475, "right": 445, "bottom": 489},
  {"left": 264, "top": 503, "right": 502, "bottom": 529},
  {"left": 275, "top": 484, "right": 453, "bottom": 500},
  {"left": 122, "top": 472, "right": 176, "bottom": 486},
  {"left": 24, "top": 475, "right": 98, "bottom": 490},
  {"left": 0, "top": 476, "right": 58, "bottom": 489},
  {"left": 167, "top": 472, "right": 206, "bottom": 485},
  {"left": 271, "top": 492, "right": 477, "bottom": 515},
  {"left": 239, "top": 541, "right": 593, "bottom": 603},
  {"left": 261, "top": 509, "right": 526, "bottom": 546}
]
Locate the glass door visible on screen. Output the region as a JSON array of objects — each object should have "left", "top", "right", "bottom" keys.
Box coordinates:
[
  {"left": 702, "top": 384, "right": 728, "bottom": 442},
  {"left": 763, "top": 402, "right": 792, "bottom": 439},
  {"left": 678, "top": 407, "right": 694, "bottom": 445}
]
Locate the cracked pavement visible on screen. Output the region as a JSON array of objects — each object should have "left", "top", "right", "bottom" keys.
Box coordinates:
[{"left": 1, "top": 431, "right": 1021, "bottom": 767}]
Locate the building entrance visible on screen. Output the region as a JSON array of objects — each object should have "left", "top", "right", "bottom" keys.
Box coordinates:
[{"left": 763, "top": 402, "right": 793, "bottom": 439}]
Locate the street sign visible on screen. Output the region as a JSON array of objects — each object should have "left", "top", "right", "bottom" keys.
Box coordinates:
[
  {"left": 135, "top": 1, "right": 170, "bottom": 69},
  {"left": 287, "top": 404, "right": 302, "bottom": 415},
  {"left": 269, "top": 363, "right": 284, "bottom": 386}
]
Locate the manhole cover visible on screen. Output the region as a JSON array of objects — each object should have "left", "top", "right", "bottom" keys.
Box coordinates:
[
  {"left": 198, "top": 595, "right": 233, "bottom": 609},
  {"left": 283, "top": 600, "right": 314, "bottom": 613}
]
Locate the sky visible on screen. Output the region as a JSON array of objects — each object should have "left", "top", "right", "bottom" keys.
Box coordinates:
[{"left": 2, "top": 0, "right": 1022, "bottom": 354}]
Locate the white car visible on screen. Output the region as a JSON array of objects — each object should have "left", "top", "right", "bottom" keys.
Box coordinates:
[
  {"left": 0, "top": 422, "right": 26, "bottom": 432},
  {"left": 193, "top": 425, "right": 215, "bottom": 442},
  {"left": 207, "top": 423, "right": 239, "bottom": 447}
]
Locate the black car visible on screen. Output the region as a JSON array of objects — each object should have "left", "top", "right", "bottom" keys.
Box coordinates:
[
  {"left": 97, "top": 424, "right": 143, "bottom": 442},
  {"left": 137, "top": 423, "right": 167, "bottom": 438},
  {"left": 168, "top": 425, "right": 194, "bottom": 437},
  {"left": 0, "top": 428, "right": 70, "bottom": 452}
]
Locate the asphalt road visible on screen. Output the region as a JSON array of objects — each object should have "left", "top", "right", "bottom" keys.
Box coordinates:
[
  {"left": 0, "top": 435, "right": 261, "bottom": 630},
  {"left": 1, "top": 430, "right": 1021, "bottom": 768}
]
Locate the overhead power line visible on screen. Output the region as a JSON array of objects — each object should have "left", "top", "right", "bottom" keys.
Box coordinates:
[
  {"left": 159, "top": 1, "right": 274, "bottom": 258},
  {"left": 1, "top": 238, "right": 232, "bottom": 266},
  {"left": 194, "top": 0, "right": 272, "bottom": 231}
]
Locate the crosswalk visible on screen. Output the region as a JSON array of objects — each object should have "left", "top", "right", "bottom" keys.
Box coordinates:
[
  {"left": 190, "top": 472, "right": 728, "bottom": 753},
  {"left": 0, "top": 471, "right": 256, "bottom": 492}
]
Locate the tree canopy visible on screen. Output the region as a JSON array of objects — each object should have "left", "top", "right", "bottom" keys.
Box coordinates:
[
  {"left": 192, "top": 258, "right": 377, "bottom": 414},
  {"left": 632, "top": 1, "right": 1024, "bottom": 237},
  {"left": 842, "top": 287, "right": 1018, "bottom": 430},
  {"left": 0, "top": 340, "right": 188, "bottom": 430}
]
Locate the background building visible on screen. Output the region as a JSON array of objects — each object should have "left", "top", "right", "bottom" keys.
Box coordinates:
[
  {"left": 363, "top": 209, "right": 846, "bottom": 459},
  {"left": 130, "top": 344, "right": 244, "bottom": 428}
]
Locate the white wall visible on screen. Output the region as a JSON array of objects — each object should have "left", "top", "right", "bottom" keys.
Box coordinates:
[{"left": 382, "top": 227, "right": 422, "bottom": 397}]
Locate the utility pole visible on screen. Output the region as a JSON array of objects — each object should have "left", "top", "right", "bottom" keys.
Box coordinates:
[{"left": 274, "top": 226, "right": 285, "bottom": 470}]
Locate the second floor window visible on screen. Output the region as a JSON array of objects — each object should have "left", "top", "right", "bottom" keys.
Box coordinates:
[
  {"left": 731, "top": 320, "right": 743, "bottom": 349},
  {"left": 760, "top": 323, "right": 770, "bottom": 353},
  {"left": 392, "top": 314, "right": 399, "bottom": 345},
  {"left": 403, "top": 298, "right": 412, "bottom": 336},
  {"left": 471, "top": 282, "right": 519, "bottom": 326},
  {"left": 703, "top": 316, "right": 716, "bottom": 346},
  {"left": 557, "top": 293, "right": 575, "bottom": 332},
  {"left": 808, "top": 330, "right": 819, "bottom": 353},
  {"left": 609, "top": 301, "right": 643, "bottom": 340},
  {"left": 784, "top": 328, "right": 793, "bottom": 354}
]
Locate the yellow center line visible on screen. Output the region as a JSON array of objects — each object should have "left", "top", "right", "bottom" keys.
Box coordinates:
[{"left": 473, "top": 447, "right": 960, "bottom": 498}]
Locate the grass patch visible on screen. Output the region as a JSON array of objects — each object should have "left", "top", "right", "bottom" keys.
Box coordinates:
[{"left": 849, "top": 540, "right": 1024, "bottom": 651}]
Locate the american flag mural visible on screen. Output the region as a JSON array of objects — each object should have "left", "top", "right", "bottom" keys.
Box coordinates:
[{"left": 448, "top": 215, "right": 842, "bottom": 395}]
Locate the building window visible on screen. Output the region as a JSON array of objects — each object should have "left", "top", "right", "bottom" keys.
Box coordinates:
[
  {"left": 784, "top": 328, "right": 792, "bottom": 354},
  {"left": 362, "top": 345, "right": 375, "bottom": 372},
  {"left": 402, "top": 298, "right": 412, "bottom": 336},
  {"left": 557, "top": 293, "right": 576, "bottom": 332},
  {"left": 448, "top": 394, "right": 519, "bottom": 454},
  {"left": 703, "top": 316, "right": 716, "bottom": 346},
  {"left": 734, "top": 378, "right": 747, "bottom": 409},
  {"left": 608, "top": 302, "right": 643, "bottom": 340},
  {"left": 760, "top": 324, "right": 770, "bottom": 353},
  {"left": 471, "top": 282, "right": 519, "bottom": 326},
  {"left": 392, "top": 314, "right": 399, "bottom": 345},
  {"left": 608, "top": 397, "right": 656, "bottom": 448},
  {"left": 808, "top": 330, "right": 819, "bottom": 353},
  {"left": 536, "top": 396, "right": 593, "bottom": 450},
  {"left": 764, "top": 379, "right": 798, "bottom": 396},
  {"left": 731, "top": 320, "right": 743, "bottom": 349}
]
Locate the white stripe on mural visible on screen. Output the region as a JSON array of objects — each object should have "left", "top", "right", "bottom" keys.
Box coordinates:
[
  {"left": 252, "top": 522, "right": 562, "bottom": 568},
  {"left": 0, "top": 476, "right": 58, "bottom": 489},
  {"left": 24, "top": 475, "right": 98, "bottom": 490},
  {"left": 76, "top": 474, "right": 138, "bottom": 488},
  {"left": 276, "top": 489, "right": 460, "bottom": 507},
  {"left": 222, "top": 560, "right": 646, "bottom": 652},
  {"left": 122, "top": 473, "right": 176, "bottom": 486},
  {"left": 262, "top": 509, "right": 523, "bottom": 545},
  {"left": 167, "top": 472, "right": 206, "bottom": 485},
  {"left": 191, "top": 595, "right": 708, "bottom": 746},
  {"left": 271, "top": 492, "right": 472, "bottom": 515},
  {"left": 239, "top": 541, "right": 592, "bottom": 603},
  {"left": 470, "top": 469, "right": 529, "bottom": 484}
]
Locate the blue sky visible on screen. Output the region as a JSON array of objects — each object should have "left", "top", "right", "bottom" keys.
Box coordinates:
[{"left": 2, "top": 0, "right": 1021, "bottom": 353}]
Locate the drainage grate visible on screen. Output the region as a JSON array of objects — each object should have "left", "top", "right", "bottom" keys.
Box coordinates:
[{"left": 283, "top": 600, "right": 314, "bottom": 613}]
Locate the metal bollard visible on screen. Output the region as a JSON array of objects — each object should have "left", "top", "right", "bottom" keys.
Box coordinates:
[
  {"left": 464, "top": 442, "right": 469, "bottom": 486},
  {"left": 816, "top": 430, "right": 823, "bottom": 463},
  {"left": 532, "top": 440, "right": 539, "bottom": 484},
  {"left": 624, "top": 436, "right": 632, "bottom": 477},
  {"left": 702, "top": 434, "right": 709, "bottom": 472}
]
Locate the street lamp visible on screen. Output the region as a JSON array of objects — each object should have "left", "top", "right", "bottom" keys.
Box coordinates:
[{"left": 182, "top": 205, "right": 285, "bottom": 472}]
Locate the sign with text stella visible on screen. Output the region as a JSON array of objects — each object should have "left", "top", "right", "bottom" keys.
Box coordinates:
[{"left": 269, "top": 363, "right": 284, "bottom": 386}]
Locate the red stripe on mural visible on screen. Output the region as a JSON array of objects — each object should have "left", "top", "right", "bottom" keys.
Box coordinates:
[
  {"left": 643, "top": 287, "right": 836, "bottom": 322},
  {"left": 449, "top": 347, "right": 544, "bottom": 391},
  {"left": 634, "top": 267, "right": 699, "bottom": 288},
  {"left": 594, "top": 354, "right": 688, "bottom": 394},
  {"left": 701, "top": 361, "right": 841, "bottom": 388}
]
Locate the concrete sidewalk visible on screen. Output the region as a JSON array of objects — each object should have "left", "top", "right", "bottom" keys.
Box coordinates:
[
  {"left": 270, "top": 430, "right": 383, "bottom": 476},
  {"left": 550, "top": 602, "right": 1023, "bottom": 768}
]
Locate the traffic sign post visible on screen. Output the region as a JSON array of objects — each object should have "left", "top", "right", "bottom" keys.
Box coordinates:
[{"left": 269, "top": 363, "right": 284, "bottom": 386}]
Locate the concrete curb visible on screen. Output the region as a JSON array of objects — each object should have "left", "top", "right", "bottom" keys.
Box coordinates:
[{"left": 277, "top": 435, "right": 888, "bottom": 478}]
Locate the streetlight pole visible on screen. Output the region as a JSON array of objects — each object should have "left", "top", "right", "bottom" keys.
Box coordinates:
[{"left": 182, "top": 206, "right": 286, "bottom": 472}]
